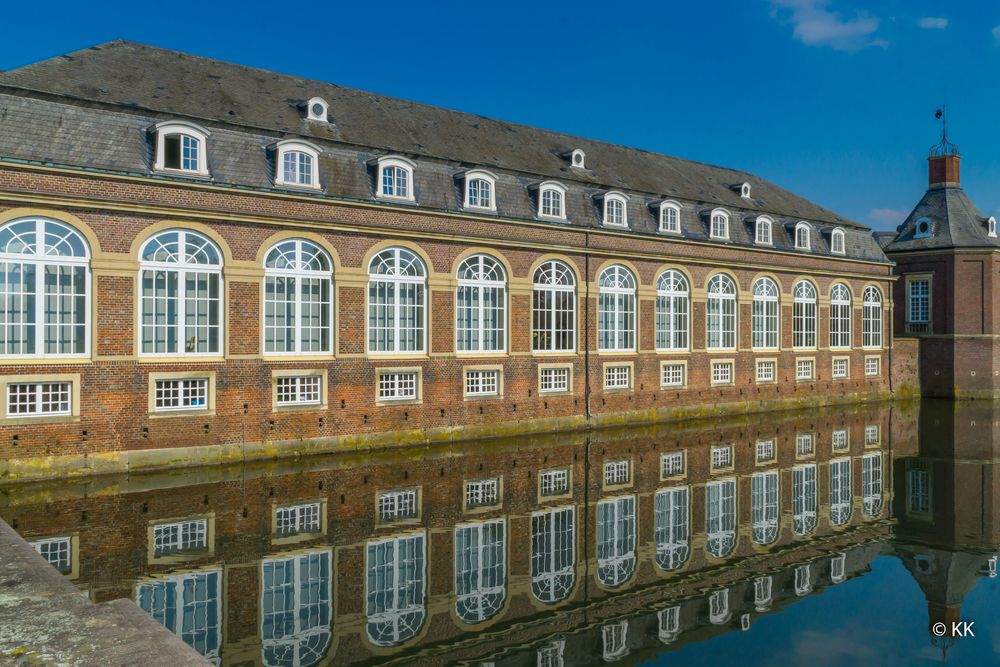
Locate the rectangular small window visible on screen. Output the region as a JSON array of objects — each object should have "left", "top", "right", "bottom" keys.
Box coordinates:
[
  {"left": 275, "top": 375, "right": 322, "bottom": 406},
  {"left": 275, "top": 502, "right": 321, "bottom": 536},
  {"left": 378, "top": 372, "right": 418, "bottom": 401},
  {"left": 832, "top": 358, "right": 849, "bottom": 379},
  {"left": 711, "top": 362, "right": 734, "bottom": 386},
  {"left": 832, "top": 429, "right": 849, "bottom": 451},
  {"left": 540, "top": 366, "right": 570, "bottom": 393},
  {"left": 865, "top": 424, "right": 880, "bottom": 445},
  {"left": 756, "top": 361, "right": 776, "bottom": 384},
  {"left": 796, "top": 359, "right": 814, "bottom": 381},
  {"left": 604, "top": 364, "right": 632, "bottom": 390},
  {"left": 154, "top": 378, "right": 208, "bottom": 412},
  {"left": 7, "top": 382, "right": 71, "bottom": 417},
  {"left": 661, "top": 363, "right": 685, "bottom": 388},
  {"left": 604, "top": 460, "right": 631, "bottom": 486},
  {"left": 540, "top": 468, "right": 569, "bottom": 497},
  {"left": 30, "top": 537, "right": 72, "bottom": 574},
  {"left": 711, "top": 445, "right": 733, "bottom": 470},
  {"left": 661, "top": 451, "right": 685, "bottom": 478},
  {"left": 796, "top": 434, "right": 815, "bottom": 457},
  {"left": 465, "top": 478, "right": 500, "bottom": 509},
  {"left": 865, "top": 357, "right": 880, "bottom": 377},
  {"left": 153, "top": 519, "right": 208, "bottom": 556},
  {"left": 756, "top": 440, "right": 775, "bottom": 463},
  {"left": 465, "top": 369, "right": 499, "bottom": 397},
  {"left": 908, "top": 279, "right": 930, "bottom": 324},
  {"left": 378, "top": 489, "right": 418, "bottom": 522}
]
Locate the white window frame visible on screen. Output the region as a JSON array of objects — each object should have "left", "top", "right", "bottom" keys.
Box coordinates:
[
  {"left": 656, "top": 270, "right": 689, "bottom": 351},
  {"left": 603, "top": 363, "right": 632, "bottom": 390},
  {"left": 536, "top": 181, "right": 567, "bottom": 221},
  {"left": 660, "top": 362, "right": 686, "bottom": 388},
  {"left": 706, "top": 479, "right": 736, "bottom": 558},
  {"left": 756, "top": 360, "right": 776, "bottom": 384},
  {"left": 865, "top": 355, "right": 881, "bottom": 377},
  {"left": 532, "top": 260, "right": 576, "bottom": 353},
  {"left": 830, "top": 227, "right": 846, "bottom": 254},
  {"left": 709, "top": 208, "right": 730, "bottom": 240},
  {"left": 456, "top": 254, "right": 507, "bottom": 354},
  {"left": 832, "top": 429, "right": 849, "bottom": 451},
  {"left": 603, "top": 459, "right": 631, "bottom": 487},
  {"left": 260, "top": 550, "right": 333, "bottom": 665},
  {"left": 531, "top": 507, "right": 576, "bottom": 603},
  {"left": 539, "top": 365, "right": 572, "bottom": 394},
  {"left": 273, "top": 139, "right": 322, "bottom": 190},
  {"left": 660, "top": 451, "right": 685, "bottom": 478},
  {"left": 263, "top": 238, "right": 333, "bottom": 355},
  {"left": 138, "top": 229, "right": 223, "bottom": 357},
  {"left": 376, "top": 156, "right": 416, "bottom": 201},
  {"left": 376, "top": 369, "right": 421, "bottom": 403},
  {"left": 913, "top": 217, "right": 933, "bottom": 239},
  {"left": 655, "top": 487, "right": 689, "bottom": 571},
  {"left": 454, "top": 519, "right": 506, "bottom": 624},
  {"left": 862, "top": 453, "right": 883, "bottom": 517},
  {"left": 862, "top": 286, "right": 883, "bottom": 348},
  {"left": 368, "top": 248, "right": 427, "bottom": 354},
  {"left": 989, "top": 216, "right": 998, "bottom": 238},
  {"left": 830, "top": 458, "right": 852, "bottom": 525},
  {"left": 711, "top": 360, "right": 734, "bottom": 386},
  {"left": 830, "top": 283, "right": 852, "bottom": 349},
  {"left": 792, "top": 464, "right": 818, "bottom": 535},
  {"left": 600, "top": 191, "right": 629, "bottom": 228},
  {"left": 305, "top": 96, "right": 328, "bottom": 122},
  {"left": 711, "top": 445, "right": 733, "bottom": 470},
  {"left": 462, "top": 170, "right": 498, "bottom": 212},
  {"left": 153, "top": 377, "right": 210, "bottom": 413},
  {"left": 796, "top": 358, "right": 815, "bottom": 381},
  {"left": 906, "top": 276, "right": 931, "bottom": 329},
  {"left": 658, "top": 201, "right": 682, "bottom": 233},
  {"left": 377, "top": 489, "right": 419, "bottom": 523},
  {"left": 596, "top": 496, "right": 636, "bottom": 587},
  {"left": 464, "top": 478, "right": 501, "bottom": 509},
  {"left": 751, "top": 471, "right": 779, "bottom": 545},
  {"left": 751, "top": 277, "right": 780, "bottom": 350},
  {"left": 597, "top": 265, "right": 637, "bottom": 352},
  {"left": 794, "top": 222, "right": 811, "bottom": 250},
  {"left": 0, "top": 217, "right": 91, "bottom": 359},
  {"left": 793, "top": 280, "right": 818, "bottom": 349},
  {"left": 275, "top": 375, "right": 323, "bottom": 406},
  {"left": 6, "top": 381, "right": 73, "bottom": 418},
  {"left": 832, "top": 356, "right": 849, "bottom": 379},
  {"left": 796, "top": 433, "right": 815, "bottom": 457},
  {"left": 30, "top": 535, "right": 76, "bottom": 576},
  {"left": 136, "top": 569, "right": 222, "bottom": 662},
  {"left": 539, "top": 468, "right": 570, "bottom": 498},
  {"left": 706, "top": 274, "right": 737, "bottom": 350},
  {"left": 755, "top": 216, "right": 773, "bottom": 245},
  {"left": 756, "top": 439, "right": 775, "bottom": 463},
  {"left": 152, "top": 121, "right": 210, "bottom": 176},
  {"left": 365, "top": 533, "right": 426, "bottom": 647},
  {"left": 464, "top": 368, "right": 501, "bottom": 397},
  {"left": 152, "top": 518, "right": 209, "bottom": 557}
]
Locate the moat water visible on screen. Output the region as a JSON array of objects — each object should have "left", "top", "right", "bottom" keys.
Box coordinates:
[{"left": 2, "top": 400, "right": 999, "bottom": 666}]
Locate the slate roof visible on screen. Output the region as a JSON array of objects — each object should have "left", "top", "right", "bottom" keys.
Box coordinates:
[
  {"left": 0, "top": 40, "right": 888, "bottom": 263},
  {"left": 881, "top": 185, "right": 998, "bottom": 253}
]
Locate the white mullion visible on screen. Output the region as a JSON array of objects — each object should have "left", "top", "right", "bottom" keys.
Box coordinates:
[{"left": 293, "top": 269, "right": 302, "bottom": 354}]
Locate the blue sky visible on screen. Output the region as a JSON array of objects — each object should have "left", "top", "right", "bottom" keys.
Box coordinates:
[{"left": 2, "top": 0, "right": 1000, "bottom": 231}]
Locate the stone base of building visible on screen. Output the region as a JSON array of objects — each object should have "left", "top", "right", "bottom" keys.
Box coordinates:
[{"left": 908, "top": 336, "right": 1000, "bottom": 399}]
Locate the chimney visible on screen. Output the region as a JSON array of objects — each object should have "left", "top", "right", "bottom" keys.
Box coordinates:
[{"left": 928, "top": 136, "right": 960, "bottom": 188}]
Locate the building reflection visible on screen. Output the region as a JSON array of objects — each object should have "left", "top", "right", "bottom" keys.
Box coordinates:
[{"left": 5, "top": 404, "right": 905, "bottom": 665}]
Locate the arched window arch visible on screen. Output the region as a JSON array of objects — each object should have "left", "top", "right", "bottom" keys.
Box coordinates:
[
  {"left": 366, "top": 533, "right": 426, "bottom": 647},
  {"left": 659, "top": 201, "right": 681, "bottom": 233},
  {"left": 456, "top": 254, "right": 507, "bottom": 353},
  {"left": 706, "top": 479, "right": 736, "bottom": 558},
  {"left": 831, "top": 227, "right": 846, "bottom": 254},
  {"left": 368, "top": 248, "right": 427, "bottom": 354},
  {"left": 708, "top": 589, "right": 731, "bottom": 625},
  {"left": 0, "top": 217, "right": 90, "bottom": 357},
  {"left": 706, "top": 274, "right": 737, "bottom": 350},
  {"left": 153, "top": 121, "right": 210, "bottom": 176},
  {"left": 263, "top": 239, "right": 332, "bottom": 354},
  {"left": 795, "top": 564, "right": 812, "bottom": 596},
  {"left": 755, "top": 217, "right": 773, "bottom": 245},
  {"left": 989, "top": 217, "right": 998, "bottom": 238},
  {"left": 597, "top": 265, "right": 636, "bottom": 352},
  {"left": 751, "top": 472, "right": 779, "bottom": 545},
  {"left": 658, "top": 606, "right": 681, "bottom": 644},
  {"left": 793, "top": 281, "right": 818, "bottom": 349},
  {"left": 830, "top": 283, "right": 852, "bottom": 349},
  {"left": 601, "top": 620, "right": 629, "bottom": 662},
  {"left": 261, "top": 550, "right": 332, "bottom": 667},
  {"left": 601, "top": 192, "right": 628, "bottom": 227},
  {"left": 462, "top": 170, "right": 497, "bottom": 211},
  {"left": 596, "top": 496, "right": 636, "bottom": 588},
  {"left": 139, "top": 229, "right": 222, "bottom": 355},
  {"left": 862, "top": 286, "right": 882, "bottom": 348},
  {"left": 751, "top": 277, "right": 779, "bottom": 349},
  {"left": 537, "top": 182, "right": 567, "bottom": 220},
  {"left": 795, "top": 222, "right": 811, "bottom": 250},
  {"left": 709, "top": 209, "right": 729, "bottom": 240},
  {"left": 792, "top": 464, "right": 818, "bottom": 536},
  {"left": 376, "top": 156, "right": 415, "bottom": 201},
  {"left": 455, "top": 519, "right": 506, "bottom": 624},
  {"left": 655, "top": 487, "right": 689, "bottom": 570},
  {"left": 754, "top": 576, "right": 773, "bottom": 611},
  {"left": 532, "top": 260, "right": 576, "bottom": 352},
  {"left": 274, "top": 140, "right": 321, "bottom": 190},
  {"left": 531, "top": 507, "right": 576, "bottom": 603},
  {"left": 656, "top": 270, "right": 689, "bottom": 351},
  {"left": 830, "top": 458, "right": 852, "bottom": 526}
]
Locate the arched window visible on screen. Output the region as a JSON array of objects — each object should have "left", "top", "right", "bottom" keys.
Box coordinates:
[
  {"left": 754, "top": 576, "right": 773, "bottom": 611},
  {"left": 830, "top": 458, "right": 852, "bottom": 526},
  {"left": 368, "top": 248, "right": 426, "bottom": 354},
  {"left": 139, "top": 229, "right": 222, "bottom": 355},
  {"left": 792, "top": 464, "right": 818, "bottom": 536},
  {"left": 655, "top": 487, "right": 689, "bottom": 570},
  {"left": 658, "top": 606, "right": 681, "bottom": 644},
  {"left": 830, "top": 283, "right": 852, "bottom": 349},
  {"left": 274, "top": 140, "right": 321, "bottom": 189},
  {"left": 463, "top": 170, "right": 497, "bottom": 211},
  {"left": 656, "top": 270, "right": 689, "bottom": 351},
  {"left": 0, "top": 217, "right": 90, "bottom": 357},
  {"left": 137, "top": 569, "right": 222, "bottom": 662},
  {"left": 377, "top": 156, "right": 415, "bottom": 201},
  {"left": 538, "top": 182, "right": 567, "bottom": 220},
  {"left": 706, "top": 479, "right": 736, "bottom": 558},
  {"left": 531, "top": 507, "right": 576, "bottom": 603},
  {"left": 366, "top": 533, "right": 426, "bottom": 647},
  {"left": 602, "top": 193, "right": 628, "bottom": 227},
  {"left": 862, "top": 453, "right": 883, "bottom": 518},
  {"left": 456, "top": 254, "right": 506, "bottom": 353},
  {"left": 710, "top": 209, "right": 729, "bottom": 239},
  {"left": 751, "top": 472, "right": 779, "bottom": 545},
  {"left": 793, "top": 281, "right": 817, "bottom": 349},
  {"left": 261, "top": 550, "right": 332, "bottom": 667},
  {"left": 862, "top": 286, "right": 882, "bottom": 348},
  {"left": 795, "top": 222, "right": 811, "bottom": 250},
  {"left": 831, "top": 227, "right": 846, "bottom": 254},
  {"left": 751, "top": 277, "right": 779, "bottom": 349},
  {"left": 532, "top": 261, "right": 576, "bottom": 352},
  {"left": 263, "top": 239, "right": 332, "bottom": 354},
  {"left": 659, "top": 202, "right": 681, "bottom": 233},
  {"left": 596, "top": 496, "right": 636, "bottom": 588},
  {"left": 795, "top": 564, "right": 812, "bottom": 596},
  {"left": 706, "top": 274, "right": 737, "bottom": 350},
  {"left": 755, "top": 217, "right": 773, "bottom": 245},
  {"left": 601, "top": 620, "right": 629, "bottom": 662},
  {"left": 989, "top": 217, "right": 998, "bottom": 238},
  {"left": 708, "top": 589, "right": 730, "bottom": 624},
  {"left": 153, "top": 121, "right": 210, "bottom": 176},
  {"left": 597, "top": 265, "right": 636, "bottom": 352},
  {"left": 455, "top": 520, "right": 506, "bottom": 624},
  {"left": 831, "top": 553, "right": 847, "bottom": 584}
]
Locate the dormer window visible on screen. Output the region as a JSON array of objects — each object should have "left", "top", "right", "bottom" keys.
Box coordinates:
[
  {"left": 989, "top": 217, "right": 997, "bottom": 238},
  {"left": 153, "top": 121, "right": 210, "bottom": 176},
  {"left": 830, "top": 227, "right": 846, "bottom": 254},
  {"left": 755, "top": 216, "right": 773, "bottom": 245},
  {"left": 914, "top": 217, "right": 932, "bottom": 239},
  {"left": 306, "top": 97, "right": 329, "bottom": 122},
  {"left": 795, "top": 222, "right": 811, "bottom": 250},
  {"left": 536, "top": 182, "right": 567, "bottom": 220},
  {"left": 461, "top": 170, "right": 497, "bottom": 211},
  {"left": 273, "top": 140, "right": 321, "bottom": 190},
  {"left": 376, "top": 156, "right": 416, "bottom": 201},
  {"left": 709, "top": 209, "right": 730, "bottom": 240},
  {"left": 600, "top": 192, "right": 629, "bottom": 228},
  {"left": 569, "top": 149, "right": 586, "bottom": 169},
  {"left": 658, "top": 201, "right": 681, "bottom": 233},
  {"left": 740, "top": 182, "right": 752, "bottom": 198}
]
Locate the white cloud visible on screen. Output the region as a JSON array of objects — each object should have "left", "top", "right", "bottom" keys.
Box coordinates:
[
  {"left": 993, "top": 24, "right": 1000, "bottom": 43},
  {"left": 918, "top": 17, "right": 948, "bottom": 29},
  {"left": 770, "top": 0, "right": 886, "bottom": 52},
  {"left": 868, "top": 207, "right": 909, "bottom": 227}
]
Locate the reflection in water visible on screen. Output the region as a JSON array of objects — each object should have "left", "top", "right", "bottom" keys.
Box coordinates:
[{"left": 6, "top": 400, "right": 1000, "bottom": 665}]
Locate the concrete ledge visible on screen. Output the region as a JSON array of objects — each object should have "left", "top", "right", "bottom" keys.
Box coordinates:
[
  {"left": 0, "top": 392, "right": 894, "bottom": 484},
  {"left": 0, "top": 518, "right": 209, "bottom": 666}
]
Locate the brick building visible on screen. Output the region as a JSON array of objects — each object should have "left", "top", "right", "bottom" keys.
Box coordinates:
[
  {"left": 0, "top": 41, "right": 895, "bottom": 478},
  {"left": 878, "top": 132, "right": 1000, "bottom": 397}
]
